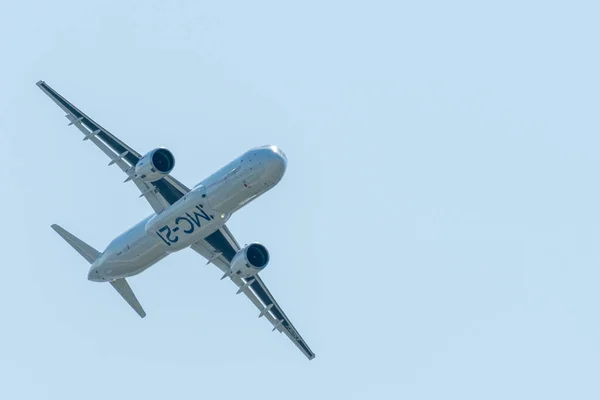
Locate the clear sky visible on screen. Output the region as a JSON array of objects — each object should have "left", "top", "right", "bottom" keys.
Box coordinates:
[{"left": 1, "top": 0, "right": 599, "bottom": 398}]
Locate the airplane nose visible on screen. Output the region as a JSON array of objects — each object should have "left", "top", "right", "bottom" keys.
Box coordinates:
[
  {"left": 265, "top": 146, "right": 287, "bottom": 185},
  {"left": 247, "top": 145, "right": 287, "bottom": 186},
  {"left": 269, "top": 145, "right": 287, "bottom": 172},
  {"left": 271, "top": 145, "right": 287, "bottom": 167}
]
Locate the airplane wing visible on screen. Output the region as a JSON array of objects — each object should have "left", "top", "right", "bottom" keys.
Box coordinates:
[
  {"left": 36, "top": 81, "right": 190, "bottom": 214},
  {"left": 191, "top": 226, "right": 315, "bottom": 360}
]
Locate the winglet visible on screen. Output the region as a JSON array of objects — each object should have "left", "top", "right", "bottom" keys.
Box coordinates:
[{"left": 110, "top": 279, "right": 147, "bottom": 318}]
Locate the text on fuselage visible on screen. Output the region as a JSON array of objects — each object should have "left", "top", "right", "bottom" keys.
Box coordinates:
[{"left": 156, "top": 204, "right": 213, "bottom": 246}]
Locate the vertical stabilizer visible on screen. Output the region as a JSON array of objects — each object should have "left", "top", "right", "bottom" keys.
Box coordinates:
[{"left": 51, "top": 224, "right": 100, "bottom": 263}]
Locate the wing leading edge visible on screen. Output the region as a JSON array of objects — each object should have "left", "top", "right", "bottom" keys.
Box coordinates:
[
  {"left": 36, "top": 80, "right": 190, "bottom": 213},
  {"left": 192, "top": 226, "right": 315, "bottom": 360}
]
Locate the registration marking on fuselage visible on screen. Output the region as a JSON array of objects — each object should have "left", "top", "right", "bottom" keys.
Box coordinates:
[{"left": 155, "top": 204, "right": 213, "bottom": 246}]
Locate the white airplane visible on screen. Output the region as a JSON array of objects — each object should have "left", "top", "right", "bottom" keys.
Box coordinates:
[{"left": 37, "top": 81, "right": 315, "bottom": 360}]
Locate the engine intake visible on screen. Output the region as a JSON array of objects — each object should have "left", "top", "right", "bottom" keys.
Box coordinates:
[
  {"left": 230, "top": 243, "right": 270, "bottom": 278},
  {"left": 134, "top": 148, "right": 175, "bottom": 182}
]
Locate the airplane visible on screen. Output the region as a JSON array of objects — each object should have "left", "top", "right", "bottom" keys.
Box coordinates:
[{"left": 37, "top": 81, "right": 315, "bottom": 360}]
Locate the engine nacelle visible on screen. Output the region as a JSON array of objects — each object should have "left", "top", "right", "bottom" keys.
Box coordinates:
[
  {"left": 134, "top": 148, "right": 175, "bottom": 182},
  {"left": 230, "top": 243, "right": 270, "bottom": 278}
]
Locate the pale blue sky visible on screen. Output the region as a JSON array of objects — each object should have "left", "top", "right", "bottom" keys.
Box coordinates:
[{"left": 1, "top": 0, "right": 600, "bottom": 398}]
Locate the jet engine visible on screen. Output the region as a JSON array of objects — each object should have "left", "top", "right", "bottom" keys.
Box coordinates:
[
  {"left": 134, "top": 148, "right": 175, "bottom": 182},
  {"left": 229, "top": 243, "right": 270, "bottom": 278}
]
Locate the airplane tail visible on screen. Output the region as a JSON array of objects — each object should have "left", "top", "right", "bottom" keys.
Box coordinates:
[
  {"left": 51, "top": 224, "right": 147, "bottom": 318},
  {"left": 51, "top": 224, "right": 100, "bottom": 263}
]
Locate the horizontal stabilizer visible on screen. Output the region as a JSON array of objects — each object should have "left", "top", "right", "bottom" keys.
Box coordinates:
[
  {"left": 110, "top": 279, "right": 146, "bottom": 318},
  {"left": 51, "top": 224, "right": 100, "bottom": 264}
]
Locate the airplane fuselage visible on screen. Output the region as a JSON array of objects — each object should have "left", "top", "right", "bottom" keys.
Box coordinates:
[{"left": 88, "top": 145, "right": 287, "bottom": 282}]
